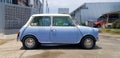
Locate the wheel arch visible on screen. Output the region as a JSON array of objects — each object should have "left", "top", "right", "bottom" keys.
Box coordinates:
[
  {"left": 79, "top": 34, "right": 96, "bottom": 49},
  {"left": 79, "top": 34, "right": 96, "bottom": 43},
  {"left": 21, "top": 34, "right": 38, "bottom": 42},
  {"left": 21, "top": 34, "right": 40, "bottom": 49}
]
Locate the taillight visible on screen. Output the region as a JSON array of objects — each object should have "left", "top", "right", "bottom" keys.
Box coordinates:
[
  {"left": 17, "top": 32, "right": 20, "bottom": 37},
  {"left": 17, "top": 32, "right": 20, "bottom": 41}
]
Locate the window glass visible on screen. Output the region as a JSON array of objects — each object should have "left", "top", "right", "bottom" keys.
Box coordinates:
[
  {"left": 31, "top": 16, "right": 51, "bottom": 26},
  {"left": 53, "top": 16, "right": 74, "bottom": 26}
]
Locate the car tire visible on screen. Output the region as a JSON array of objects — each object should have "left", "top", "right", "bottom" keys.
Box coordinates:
[
  {"left": 80, "top": 36, "right": 96, "bottom": 49},
  {"left": 22, "top": 36, "right": 39, "bottom": 49},
  {"left": 97, "top": 24, "right": 101, "bottom": 28}
]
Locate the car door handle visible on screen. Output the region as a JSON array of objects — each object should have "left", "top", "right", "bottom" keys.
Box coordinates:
[{"left": 51, "top": 29, "right": 56, "bottom": 32}]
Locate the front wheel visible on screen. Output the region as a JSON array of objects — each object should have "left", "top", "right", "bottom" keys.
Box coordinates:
[
  {"left": 80, "top": 36, "right": 96, "bottom": 49},
  {"left": 22, "top": 36, "right": 39, "bottom": 49}
]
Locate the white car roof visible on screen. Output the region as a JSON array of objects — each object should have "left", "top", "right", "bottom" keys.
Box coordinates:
[{"left": 32, "top": 14, "right": 70, "bottom": 17}]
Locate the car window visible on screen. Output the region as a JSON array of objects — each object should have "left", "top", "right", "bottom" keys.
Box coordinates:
[
  {"left": 53, "top": 16, "right": 74, "bottom": 26},
  {"left": 31, "top": 16, "right": 51, "bottom": 26}
]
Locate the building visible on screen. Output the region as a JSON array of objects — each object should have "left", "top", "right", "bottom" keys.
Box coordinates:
[
  {"left": 31, "top": 0, "right": 43, "bottom": 14},
  {"left": 0, "top": 0, "right": 43, "bottom": 14},
  {"left": 0, "top": 0, "right": 17, "bottom": 4},
  {"left": 0, "top": 0, "right": 43, "bottom": 29},
  {"left": 5, "top": 4, "right": 31, "bottom": 29},
  {"left": 18, "top": 0, "right": 30, "bottom": 6},
  {"left": 0, "top": 3, "right": 31, "bottom": 30},
  {"left": 71, "top": 2, "right": 120, "bottom": 23},
  {"left": 58, "top": 8, "right": 69, "bottom": 14},
  {"left": 0, "top": 0, "right": 43, "bottom": 39}
]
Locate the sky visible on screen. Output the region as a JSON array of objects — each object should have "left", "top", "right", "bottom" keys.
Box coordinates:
[{"left": 44, "top": 0, "right": 120, "bottom": 14}]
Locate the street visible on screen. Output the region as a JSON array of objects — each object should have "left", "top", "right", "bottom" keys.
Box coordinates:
[{"left": 0, "top": 34, "right": 120, "bottom": 58}]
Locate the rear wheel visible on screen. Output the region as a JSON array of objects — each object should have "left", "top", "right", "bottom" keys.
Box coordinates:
[
  {"left": 22, "top": 36, "right": 39, "bottom": 49},
  {"left": 80, "top": 36, "right": 96, "bottom": 49}
]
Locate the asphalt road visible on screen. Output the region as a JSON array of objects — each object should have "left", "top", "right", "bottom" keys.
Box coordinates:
[{"left": 0, "top": 34, "right": 120, "bottom": 58}]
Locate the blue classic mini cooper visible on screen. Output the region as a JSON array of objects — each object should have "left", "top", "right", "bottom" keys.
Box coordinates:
[{"left": 17, "top": 14, "right": 99, "bottom": 49}]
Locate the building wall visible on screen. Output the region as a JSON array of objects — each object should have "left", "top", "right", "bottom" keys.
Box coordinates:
[
  {"left": 71, "top": 2, "right": 120, "bottom": 23},
  {"left": 5, "top": 4, "right": 31, "bottom": 29},
  {"left": 0, "top": 0, "right": 43, "bottom": 29},
  {"left": 0, "top": 0, "right": 19, "bottom": 4},
  {"left": 32, "top": 0, "right": 43, "bottom": 14},
  {"left": 58, "top": 8, "right": 69, "bottom": 14},
  {"left": 0, "top": 3, "right": 5, "bottom": 38},
  {"left": 74, "top": 9, "right": 81, "bottom": 21},
  {"left": 0, "top": 3, "right": 5, "bottom": 33}
]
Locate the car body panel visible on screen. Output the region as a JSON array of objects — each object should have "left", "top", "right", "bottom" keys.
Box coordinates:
[
  {"left": 77, "top": 26, "right": 99, "bottom": 41},
  {"left": 50, "top": 26, "right": 82, "bottom": 43},
  {"left": 22, "top": 26, "right": 51, "bottom": 43}
]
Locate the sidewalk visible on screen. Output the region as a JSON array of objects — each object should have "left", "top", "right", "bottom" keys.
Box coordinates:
[{"left": 99, "top": 33, "right": 120, "bottom": 38}]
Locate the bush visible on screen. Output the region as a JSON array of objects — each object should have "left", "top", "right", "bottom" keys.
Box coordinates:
[
  {"left": 112, "top": 20, "right": 120, "bottom": 29},
  {"left": 80, "top": 22, "right": 86, "bottom": 26},
  {"left": 99, "top": 28, "right": 120, "bottom": 34},
  {"left": 99, "top": 28, "right": 110, "bottom": 33}
]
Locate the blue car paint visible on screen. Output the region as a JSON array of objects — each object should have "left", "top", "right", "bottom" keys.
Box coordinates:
[
  {"left": 18, "top": 26, "right": 26, "bottom": 41},
  {"left": 18, "top": 14, "right": 99, "bottom": 44},
  {"left": 77, "top": 26, "right": 99, "bottom": 41},
  {"left": 50, "top": 26, "right": 82, "bottom": 43},
  {"left": 18, "top": 25, "right": 98, "bottom": 44},
  {"left": 22, "top": 26, "right": 51, "bottom": 43}
]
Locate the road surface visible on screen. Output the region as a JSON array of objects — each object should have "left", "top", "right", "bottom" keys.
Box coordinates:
[{"left": 0, "top": 34, "right": 120, "bottom": 58}]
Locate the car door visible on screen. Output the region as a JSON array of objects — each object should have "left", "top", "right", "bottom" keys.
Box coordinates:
[
  {"left": 51, "top": 16, "right": 81, "bottom": 43},
  {"left": 29, "top": 16, "right": 51, "bottom": 43}
]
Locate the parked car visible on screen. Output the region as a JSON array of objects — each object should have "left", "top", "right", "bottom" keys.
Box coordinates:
[
  {"left": 17, "top": 14, "right": 99, "bottom": 49},
  {"left": 93, "top": 22, "right": 102, "bottom": 28}
]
